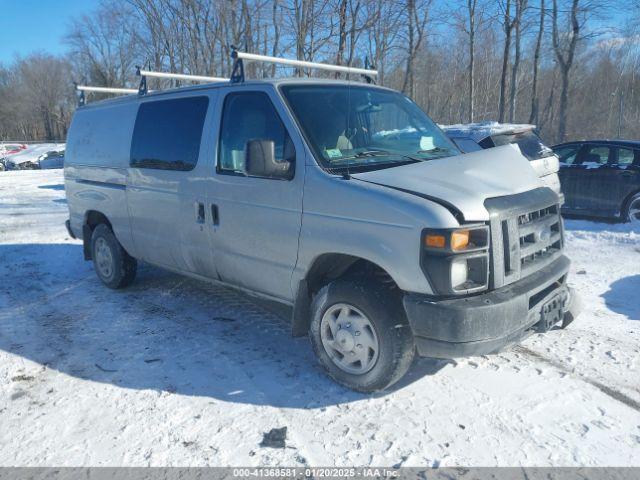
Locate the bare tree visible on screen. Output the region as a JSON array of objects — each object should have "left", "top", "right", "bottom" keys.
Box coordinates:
[
  {"left": 528, "top": 0, "right": 545, "bottom": 123},
  {"left": 462, "top": 0, "right": 481, "bottom": 122},
  {"left": 401, "top": 0, "right": 432, "bottom": 97},
  {"left": 66, "top": 1, "right": 140, "bottom": 88},
  {"left": 508, "top": 0, "right": 527, "bottom": 122},
  {"left": 497, "top": 0, "right": 515, "bottom": 122},
  {"left": 364, "top": 0, "right": 401, "bottom": 85},
  {"left": 551, "top": 0, "right": 580, "bottom": 141}
]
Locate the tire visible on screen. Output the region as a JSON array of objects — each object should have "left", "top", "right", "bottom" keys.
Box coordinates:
[
  {"left": 309, "top": 277, "right": 415, "bottom": 392},
  {"left": 90, "top": 224, "right": 137, "bottom": 289},
  {"left": 623, "top": 192, "right": 640, "bottom": 224}
]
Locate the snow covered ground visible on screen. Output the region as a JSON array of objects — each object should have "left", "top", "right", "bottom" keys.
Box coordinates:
[{"left": 0, "top": 170, "right": 639, "bottom": 467}]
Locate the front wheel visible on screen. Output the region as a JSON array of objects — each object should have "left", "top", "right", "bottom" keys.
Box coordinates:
[
  {"left": 624, "top": 193, "right": 640, "bottom": 224},
  {"left": 309, "top": 278, "right": 415, "bottom": 392}
]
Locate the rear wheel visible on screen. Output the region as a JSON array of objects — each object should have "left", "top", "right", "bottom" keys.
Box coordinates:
[
  {"left": 90, "top": 224, "right": 137, "bottom": 289},
  {"left": 624, "top": 193, "right": 640, "bottom": 224},
  {"left": 309, "top": 278, "right": 415, "bottom": 392}
]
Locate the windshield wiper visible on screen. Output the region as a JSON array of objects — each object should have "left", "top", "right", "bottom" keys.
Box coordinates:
[
  {"left": 417, "top": 146, "right": 452, "bottom": 155},
  {"left": 332, "top": 149, "right": 434, "bottom": 171},
  {"left": 339, "top": 149, "right": 395, "bottom": 160}
]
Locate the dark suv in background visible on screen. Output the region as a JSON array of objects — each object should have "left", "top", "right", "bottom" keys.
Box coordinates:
[{"left": 553, "top": 140, "right": 640, "bottom": 223}]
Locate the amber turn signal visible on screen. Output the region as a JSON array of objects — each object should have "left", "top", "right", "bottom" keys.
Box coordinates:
[
  {"left": 451, "top": 230, "right": 470, "bottom": 251},
  {"left": 425, "top": 234, "right": 446, "bottom": 248}
]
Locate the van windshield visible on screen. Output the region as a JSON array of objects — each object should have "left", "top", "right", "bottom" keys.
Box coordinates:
[{"left": 280, "top": 85, "right": 459, "bottom": 172}]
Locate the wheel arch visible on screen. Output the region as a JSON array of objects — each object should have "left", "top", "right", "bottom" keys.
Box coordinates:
[
  {"left": 82, "top": 210, "right": 113, "bottom": 260},
  {"left": 291, "top": 253, "right": 400, "bottom": 337},
  {"left": 621, "top": 188, "right": 640, "bottom": 220}
]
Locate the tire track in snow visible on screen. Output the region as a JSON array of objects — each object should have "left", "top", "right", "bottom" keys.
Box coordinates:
[
  {"left": 137, "top": 280, "right": 332, "bottom": 466},
  {"left": 515, "top": 346, "right": 640, "bottom": 413},
  {"left": 1, "top": 275, "right": 93, "bottom": 318}
]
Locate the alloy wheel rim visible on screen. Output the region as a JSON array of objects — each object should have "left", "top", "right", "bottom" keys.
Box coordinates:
[
  {"left": 95, "top": 237, "right": 114, "bottom": 279},
  {"left": 320, "top": 303, "right": 379, "bottom": 375},
  {"left": 629, "top": 199, "right": 640, "bottom": 224}
]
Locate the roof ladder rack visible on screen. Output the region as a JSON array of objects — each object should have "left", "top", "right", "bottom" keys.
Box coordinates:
[
  {"left": 136, "top": 67, "right": 229, "bottom": 94},
  {"left": 75, "top": 84, "right": 138, "bottom": 106},
  {"left": 230, "top": 49, "right": 378, "bottom": 83}
]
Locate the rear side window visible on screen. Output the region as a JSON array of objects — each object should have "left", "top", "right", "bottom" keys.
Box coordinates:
[
  {"left": 131, "top": 96, "right": 209, "bottom": 171},
  {"left": 616, "top": 148, "right": 635, "bottom": 166}
]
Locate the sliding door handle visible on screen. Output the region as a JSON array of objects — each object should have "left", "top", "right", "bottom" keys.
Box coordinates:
[
  {"left": 211, "top": 204, "right": 219, "bottom": 226},
  {"left": 195, "top": 202, "right": 205, "bottom": 223}
]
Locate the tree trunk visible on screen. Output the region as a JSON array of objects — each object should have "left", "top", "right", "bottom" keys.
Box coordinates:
[
  {"left": 552, "top": 0, "right": 580, "bottom": 142},
  {"left": 336, "top": 0, "right": 348, "bottom": 77},
  {"left": 508, "top": 0, "right": 525, "bottom": 122},
  {"left": 528, "top": 0, "right": 544, "bottom": 124},
  {"left": 402, "top": 0, "right": 415, "bottom": 95},
  {"left": 498, "top": 0, "right": 513, "bottom": 123},
  {"left": 467, "top": 0, "right": 476, "bottom": 122}
]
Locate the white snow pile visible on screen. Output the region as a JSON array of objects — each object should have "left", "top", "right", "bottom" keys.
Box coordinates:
[
  {"left": 2, "top": 143, "right": 65, "bottom": 167},
  {"left": 440, "top": 122, "right": 536, "bottom": 142},
  {"left": 0, "top": 170, "right": 639, "bottom": 467}
]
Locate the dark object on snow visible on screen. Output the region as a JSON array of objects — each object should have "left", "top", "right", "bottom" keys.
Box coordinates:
[
  {"left": 95, "top": 363, "right": 118, "bottom": 373},
  {"left": 260, "top": 427, "right": 287, "bottom": 449},
  {"left": 553, "top": 140, "right": 640, "bottom": 223}
]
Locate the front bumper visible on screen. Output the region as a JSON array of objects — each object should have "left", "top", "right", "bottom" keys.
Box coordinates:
[{"left": 403, "top": 255, "right": 581, "bottom": 358}]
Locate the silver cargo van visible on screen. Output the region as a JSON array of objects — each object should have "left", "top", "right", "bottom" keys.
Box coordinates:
[{"left": 64, "top": 77, "right": 580, "bottom": 392}]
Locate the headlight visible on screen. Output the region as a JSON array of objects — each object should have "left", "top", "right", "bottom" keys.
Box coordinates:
[{"left": 421, "top": 225, "right": 490, "bottom": 295}]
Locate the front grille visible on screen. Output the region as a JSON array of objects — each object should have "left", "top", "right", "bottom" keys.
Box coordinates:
[
  {"left": 485, "top": 188, "right": 564, "bottom": 289},
  {"left": 518, "top": 205, "right": 562, "bottom": 276}
]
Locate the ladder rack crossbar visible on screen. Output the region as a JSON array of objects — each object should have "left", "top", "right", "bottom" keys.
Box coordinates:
[
  {"left": 138, "top": 70, "right": 228, "bottom": 83},
  {"left": 76, "top": 85, "right": 138, "bottom": 94},
  {"left": 233, "top": 51, "right": 378, "bottom": 77}
]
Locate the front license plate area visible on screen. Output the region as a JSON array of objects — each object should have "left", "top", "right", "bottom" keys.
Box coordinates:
[{"left": 536, "top": 291, "right": 567, "bottom": 332}]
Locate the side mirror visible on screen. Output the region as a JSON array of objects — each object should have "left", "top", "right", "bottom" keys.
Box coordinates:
[{"left": 244, "top": 139, "right": 293, "bottom": 179}]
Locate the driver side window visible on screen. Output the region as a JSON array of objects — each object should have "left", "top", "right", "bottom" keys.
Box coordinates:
[
  {"left": 218, "top": 91, "right": 294, "bottom": 176},
  {"left": 555, "top": 145, "right": 580, "bottom": 165}
]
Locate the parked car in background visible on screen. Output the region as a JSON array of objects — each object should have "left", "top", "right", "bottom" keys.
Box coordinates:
[
  {"left": 38, "top": 150, "right": 65, "bottom": 169},
  {"left": 0, "top": 143, "right": 27, "bottom": 157},
  {"left": 442, "top": 122, "right": 562, "bottom": 198},
  {"left": 553, "top": 140, "right": 640, "bottom": 223},
  {"left": 3, "top": 143, "right": 66, "bottom": 170}
]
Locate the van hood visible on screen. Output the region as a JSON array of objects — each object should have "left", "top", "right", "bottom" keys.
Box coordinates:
[{"left": 351, "top": 144, "right": 542, "bottom": 221}]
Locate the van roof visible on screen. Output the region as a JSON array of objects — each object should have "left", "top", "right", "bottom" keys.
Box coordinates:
[{"left": 78, "top": 78, "right": 395, "bottom": 109}]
